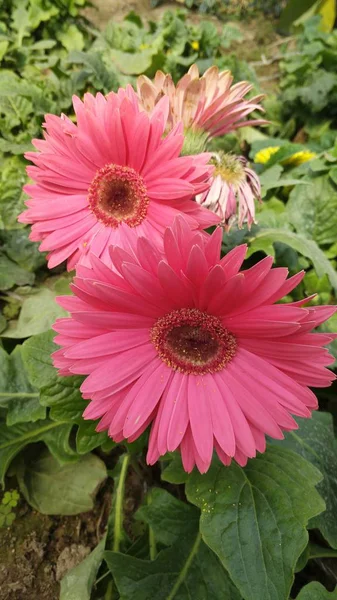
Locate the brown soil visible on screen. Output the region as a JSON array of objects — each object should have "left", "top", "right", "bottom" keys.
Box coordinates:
[{"left": 0, "top": 484, "right": 112, "bottom": 600}]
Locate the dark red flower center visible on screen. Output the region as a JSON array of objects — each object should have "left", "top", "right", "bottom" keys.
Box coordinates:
[
  {"left": 88, "top": 164, "right": 149, "bottom": 228},
  {"left": 150, "top": 308, "right": 237, "bottom": 375}
]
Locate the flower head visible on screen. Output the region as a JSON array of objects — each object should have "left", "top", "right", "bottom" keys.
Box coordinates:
[
  {"left": 19, "top": 87, "right": 218, "bottom": 270},
  {"left": 196, "top": 153, "right": 261, "bottom": 230},
  {"left": 283, "top": 150, "right": 317, "bottom": 166},
  {"left": 53, "top": 216, "right": 335, "bottom": 474},
  {"left": 137, "top": 64, "right": 266, "bottom": 138},
  {"left": 254, "top": 146, "right": 280, "bottom": 164}
]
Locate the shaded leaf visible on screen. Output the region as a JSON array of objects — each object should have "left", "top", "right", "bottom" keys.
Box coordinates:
[
  {"left": 0, "top": 419, "right": 75, "bottom": 486},
  {"left": 136, "top": 488, "right": 199, "bottom": 546},
  {"left": 16, "top": 448, "right": 107, "bottom": 515},
  {"left": 296, "top": 582, "right": 337, "bottom": 599}
]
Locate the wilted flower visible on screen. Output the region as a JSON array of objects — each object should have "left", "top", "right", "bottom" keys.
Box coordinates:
[
  {"left": 19, "top": 88, "right": 217, "bottom": 270},
  {"left": 137, "top": 64, "right": 266, "bottom": 138},
  {"left": 53, "top": 217, "right": 335, "bottom": 474},
  {"left": 196, "top": 153, "right": 261, "bottom": 230}
]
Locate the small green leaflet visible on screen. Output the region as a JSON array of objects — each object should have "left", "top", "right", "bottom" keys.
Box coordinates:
[
  {"left": 296, "top": 582, "right": 337, "bottom": 599},
  {"left": 60, "top": 537, "right": 106, "bottom": 600}
]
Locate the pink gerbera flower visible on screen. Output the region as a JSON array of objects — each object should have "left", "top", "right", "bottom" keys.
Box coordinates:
[
  {"left": 52, "top": 217, "right": 336, "bottom": 474},
  {"left": 137, "top": 64, "right": 266, "bottom": 138},
  {"left": 196, "top": 153, "right": 261, "bottom": 230},
  {"left": 18, "top": 88, "right": 218, "bottom": 270}
]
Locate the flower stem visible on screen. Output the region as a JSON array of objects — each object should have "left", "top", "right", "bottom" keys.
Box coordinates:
[
  {"left": 147, "top": 489, "right": 157, "bottom": 561},
  {"left": 113, "top": 453, "right": 130, "bottom": 553}
]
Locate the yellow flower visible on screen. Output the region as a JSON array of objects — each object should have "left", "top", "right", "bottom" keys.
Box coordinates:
[
  {"left": 139, "top": 43, "right": 149, "bottom": 50},
  {"left": 191, "top": 40, "right": 200, "bottom": 51},
  {"left": 254, "top": 146, "right": 280, "bottom": 164},
  {"left": 282, "top": 150, "right": 317, "bottom": 166}
]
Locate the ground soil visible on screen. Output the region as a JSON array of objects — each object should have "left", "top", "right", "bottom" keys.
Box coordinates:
[{"left": 0, "top": 483, "right": 112, "bottom": 600}]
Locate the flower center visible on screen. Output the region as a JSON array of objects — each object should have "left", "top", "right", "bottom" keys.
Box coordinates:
[
  {"left": 212, "top": 153, "right": 246, "bottom": 187},
  {"left": 150, "top": 308, "right": 237, "bottom": 375},
  {"left": 88, "top": 164, "right": 149, "bottom": 228}
]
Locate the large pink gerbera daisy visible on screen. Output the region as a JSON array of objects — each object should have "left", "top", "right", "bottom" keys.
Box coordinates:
[
  {"left": 137, "top": 64, "right": 266, "bottom": 138},
  {"left": 18, "top": 88, "right": 218, "bottom": 270},
  {"left": 53, "top": 217, "right": 335, "bottom": 473}
]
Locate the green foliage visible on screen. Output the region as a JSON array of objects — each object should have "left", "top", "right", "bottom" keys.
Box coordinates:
[
  {"left": 279, "top": 17, "right": 337, "bottom": 126},
  {"left": 296, "top": 583, "right": 337, "bottom": 599},
  {"left": 186, "top": 447, "right": 324, "bottom": 600}
]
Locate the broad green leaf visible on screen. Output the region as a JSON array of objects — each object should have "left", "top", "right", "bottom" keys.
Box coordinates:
[
  {"left": 248, "top": 228, "right": 337, "bottom": 293},
  {"left": 0, "top": 345, "right": 44, "bottom": 425},
  {"left": 0, "top": 419, "right": 75, "bottom": 486},
  {"left": 186, "top": 447, "right": 325, "bottom": 600},
  {"left": 22, "top": 330, "right": 86, "bottom": 422},
  {"left": 296, "top": 582, "right": 337, "bottom": 599},
  {"left": 136, "top": 488, "right": 199, "bottom": 546},
  {"left": 105, "top": 535, "right": 242, "bottom": 600},
  {"left": 76, "top": 420, "right": 109, "bottom": 454},
  {"left": 57, "top": 24, "right": 84, "bottom": 52},
  {"left": 272, "top": 412, "right": 337, "bottom": 549},
  {"left": 0, "top": 253, "right": 34, "bottom": 291},
  {"left": 286, "top": 176, "right": 337, "bottom": 245},
  {"left": 59, "top": 537, "right": 106, "bottom": 600},
  {"left": 110, "top": 48, "right": 155, "bottom": 75},
  {"left": 1, "top": 287, "right": 67, "bottom": 338},
  {"left": 16, "top": 448, "right": 107, "bottom": 515}
]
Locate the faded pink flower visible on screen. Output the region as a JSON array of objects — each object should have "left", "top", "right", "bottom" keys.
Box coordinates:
[
  {"left": 19, "top": 87, "right": 218, "bottom": 270},
  {"left": 137, "top": 64, "right": 266, "bottom": 138},
  {"left": 196, "top": 153, "right": 261, "bottom": 230},
  {"left": 53, "top": 216, "right": 335, "bottom": 474}
]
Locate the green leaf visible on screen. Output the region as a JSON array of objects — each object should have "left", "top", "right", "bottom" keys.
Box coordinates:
[
  {"left": 272, "top": 412, "right": 337, "bottom": 549},
  {"left": 286, "top": 176, "right": 337, "bottom": 245},
  {"left": 248, "top": 228, "right": 337, "bottom": 293},
  {"left": 105, "top": 534, "right": 242, "bottom": 600},
  {"left": 22, "top": 330, "right": 86, "bottom": 422},
  {"left": 136, "top": 488, "right": 199, "bottom": 546},
  {"left": 59, "top": 537, "right": 106, "bottom": 600},
  {"left": 57, "top": 24, "right": 84, "bottom": 52},
  {"left": 0, "top": 419, "right": 75, "bottom": 486},
  {"left": 0, "top": 345, "right": 44, "bottom": 425},
  {"left": 16, "top": 448, "right": 107, "bottom": 515},
  {"left": 161, "top": 453, "right": 189, "bottom": 485},
  {"left": 0, "top": 253, "right": 34, "bottom": 291},
  {"left": 296, "top": 582, "right": 337, "bottom": 599},
  {"left": 186, "top": 446, "right": 325, "bottom": 600},
  {"left": 76, "top": 420, "right": 110, "bottom": 454},
  {"left": 1, "top": 287, "right": 67, "bottom": 338},
  {"left": 259, "top": 164, "right": 307, "bottom": 197},
  {"left": 110, "top": 48, "right": 155, "bottom": 75}
]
